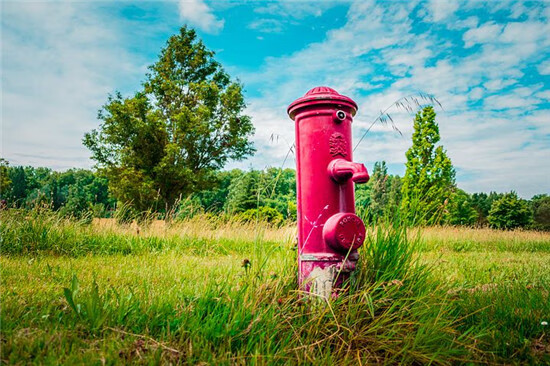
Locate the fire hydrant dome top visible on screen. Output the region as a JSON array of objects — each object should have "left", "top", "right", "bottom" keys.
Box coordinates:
[{"left": 287, "top": 86, "right": 358, "bottom": 120}]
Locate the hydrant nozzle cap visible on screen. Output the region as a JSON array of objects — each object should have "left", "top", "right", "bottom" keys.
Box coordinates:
[{"left": 287, "top": 86, "right": 358, "bottom": 120}]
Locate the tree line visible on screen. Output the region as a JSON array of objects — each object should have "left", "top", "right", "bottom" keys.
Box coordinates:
[{"left": 1, "top": 157, "right": 548, "bottom": 230}]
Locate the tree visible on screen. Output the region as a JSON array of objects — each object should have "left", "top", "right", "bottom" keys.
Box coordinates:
[
  {"left": 361, "top": 161, "right": 402, "bottom": 222},
  {"left": 487, "top": 192, "right": 532, "bottom": 230},
  {"left": 530, "top": 194, "right": 550, "bottom": 231},
  {"left": 225, "top": 170, "right": 261, "bottom": 214},
  {"left": 386, "top": 175, "right": 402, "bottom": 218},
  {"left": 0, "top": 159, "right": 11, "bottom": 202},
  {"left": 368, "top": 161, "right": 389, "bottom": 221},
  {"left": 8, "top": 166, "right": 28, "bottom": 207},
  {"left": 401, "top": 106, "right": 455, "bottom": 225},
  {"left": 84, "top": 26, "right": 255, "bottom": 213},
  {"left": 445, "top": 189, "right": 478, "bottom": 226},
  {"left": 470, "top": 192, "right": 502, "bottom": 225}
]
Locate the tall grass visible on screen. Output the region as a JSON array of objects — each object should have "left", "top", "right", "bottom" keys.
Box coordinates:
[
  {"left": 3, "top": 209, "right": 549, "bottom": 363},
  {"left": 0, "top": 208, "right": 488, "bottom": 364},
  {"left": 0, "top": 209, "right": 291, "bottom": 257}
]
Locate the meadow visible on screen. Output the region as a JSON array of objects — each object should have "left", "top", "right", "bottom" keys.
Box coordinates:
[{"left": 1, "top": 209, "right": 549, "bottom": 365}]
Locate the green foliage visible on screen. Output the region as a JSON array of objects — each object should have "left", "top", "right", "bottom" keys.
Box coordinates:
[
  {"left": 470, "top": 192, "right": 503, "bottom": 225},
  {"left": 239, "top": 206, "right": 283, "bottom": 225},
  {"left": 0, "top": 158, "right": 11, "bottom": 200},
  {"left": 84, "top": 26, "right": 255, "bottom": 213},
  {"left": 224, "top": 169, "right": 259, "bottom": 213},
  {"left": 488, "top": 192, "right": 532, "bottom": 229},
  {"left": 365, "top": 161, "right": 388, "bottom": 220},
  {"left": 191, "top": 169, "right": 239, "bottom": 212},
  {"left": 531, "top": 194, "right": 550, "bottom": 231},
  {"left": 6, "top": 166, "right": 28, "bottom": 206},
  {"left": 446, "top": 188, "right": 478, "bottom": 226},
  {"left": 224, "top": 168, "right": 296, "bottom": 219},
  {"left": 63, "top": 275, "right": 110, "bottom": 331},
  {"left": 401, "top": 106, "right": 455, "bottom": 225},
  {"left": 357, "top": 161, "right": 402, "bottom": 223},
  {"left": 0, "top": 161, "right": 114, "bottom": 215}
]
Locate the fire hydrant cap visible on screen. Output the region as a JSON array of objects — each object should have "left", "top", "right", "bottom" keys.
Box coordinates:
[
  {"left": 287, "top": 86, "right": 358, "bottom": 120},
  {"left": 323, "top": 212, "right": 366, "bottom": 251}
]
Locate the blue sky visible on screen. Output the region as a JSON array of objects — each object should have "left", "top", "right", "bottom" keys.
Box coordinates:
[{"left": 2, "top": 0, "right": 549, "bottom": 198}]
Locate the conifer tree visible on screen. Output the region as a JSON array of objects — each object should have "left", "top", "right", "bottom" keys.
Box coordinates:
[{"left": 401, "top": 106, "right": 455, "bottom": 225}]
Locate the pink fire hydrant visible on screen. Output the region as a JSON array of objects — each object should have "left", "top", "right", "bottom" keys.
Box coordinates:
[{"left": 287, "top": 86, "right": 369, "bottom": 299}]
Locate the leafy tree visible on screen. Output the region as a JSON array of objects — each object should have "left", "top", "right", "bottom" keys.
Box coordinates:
[
  {"left": 470, "top": 192, "right": 503, "bottom": 225},
  {"left": 220, "top": 168, "right": 296, "bottom": 219},
  {"left": 445, "top": 189, "right": 478, "bottom": 226},
  {"left": 487, "top": 192, "right": 532, "bottom": 229},
  {"left": 355, "top": 182, "right": 372, "bottom": 219},
  {"left": 401, "top": 106, "right": 455, "bottom": 225},
  {"left": 531, "top": 194, "right": 550, "bottom": 231},
  {"left": 0, "top": 159, "right": 12, "bottom": 201},
  {"left": 192, "top": 169, "right": 241, "bottom": 213},
  {"left": 84, "top": 26, "right": 255, "bottom": 214},
  {"left": 7, "top": 166, "right": 28, "bottom": 207}
]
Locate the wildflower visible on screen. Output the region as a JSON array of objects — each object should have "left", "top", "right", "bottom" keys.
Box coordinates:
[{"left": 542, "top": 321, "right": 548, "bottom": 326}]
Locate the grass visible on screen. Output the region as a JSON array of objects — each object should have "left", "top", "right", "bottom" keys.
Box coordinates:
[{"left": 1, "top": 209, "right": 550, "bottom": 364}]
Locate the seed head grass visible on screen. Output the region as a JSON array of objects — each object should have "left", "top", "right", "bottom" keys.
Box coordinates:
[{"left": 1, "top": 209, "right": 550, "bottom": 364}]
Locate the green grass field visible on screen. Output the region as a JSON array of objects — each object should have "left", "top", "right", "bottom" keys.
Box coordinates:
[{"left": 1, "top": 210, "right": 549, "bottom": 365}]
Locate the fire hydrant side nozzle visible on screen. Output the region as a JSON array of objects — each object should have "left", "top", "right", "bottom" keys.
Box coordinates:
[{"left": 287, "top": 86, "right": 369, "bottom": 299}]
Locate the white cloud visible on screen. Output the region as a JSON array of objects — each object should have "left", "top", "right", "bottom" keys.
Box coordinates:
[
  {"left": 248, "top": 19, "right": 284, "bottom": 33},
  {"left": 536, "top": 90, "right": 550, "bottom": 100},
  {"left": 253, "top": 2, "right": 337, "bottom": 19},
  {"left": 425, "top": 0, "right": 459, "bottom": 22},
  {"left": 463, "top": 22, "right": 503, "bottom": 48},
  {"left": 500, "top": 21, "right": 550, "bottom": 43},
  {"left": 483, "top": 78, "right": 517, "bottom": 91},
  {"left": 538, "top": 59, "right": 550, "bottom": 75},
  {"left": 448, "top": 16, "right": 479, "bottom": 30},
  {"left": 484, "top": 94, "right": 538, "bottom": 110},
  {"left": 2, "top": 2, "right": 144, "bottom": 169},
  {"left": 178, "top": 0, "right": 224, "bottom": 34},
  {"left": 469, "top": 87, "right": 485, "bottom": 100}
]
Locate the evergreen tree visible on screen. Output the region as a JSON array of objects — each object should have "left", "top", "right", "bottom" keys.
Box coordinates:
[
  {"left": 368, "top": 161, "right": 389, "bottom": 221},
  {"left": 224, "top": 170, "right": 260, "bottom": 214},
  {"left": 401, "top": 106, "right": 455, "bottom": 225}
]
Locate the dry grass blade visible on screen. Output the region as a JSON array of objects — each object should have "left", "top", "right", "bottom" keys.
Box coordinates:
[{"left": 353, "top": 92, "right": 442, "bottom": 152}]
